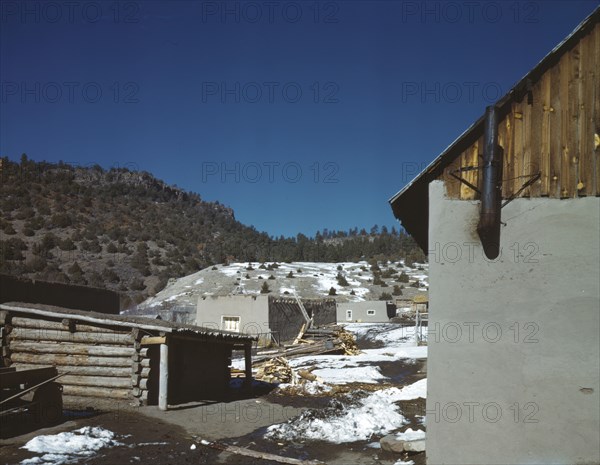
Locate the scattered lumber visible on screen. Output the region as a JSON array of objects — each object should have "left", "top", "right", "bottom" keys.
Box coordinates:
[
  {"left": 253, "top": 326, "right": 360, "bottom": 363},
  {"left": 255, "top": 357, "right": 293, "bottom": 384}
]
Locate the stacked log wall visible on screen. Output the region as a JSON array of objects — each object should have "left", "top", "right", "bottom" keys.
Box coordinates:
[{"left": 0, "top": 310, "right": 153, "bottom": 407}]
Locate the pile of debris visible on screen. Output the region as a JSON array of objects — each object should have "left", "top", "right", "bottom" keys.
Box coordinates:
[
  {"left": 255, "top": 357, "right": 294, "bottom": 384},
  {"left": 336, "top": 328, "right": 361, "bottom": 355}
]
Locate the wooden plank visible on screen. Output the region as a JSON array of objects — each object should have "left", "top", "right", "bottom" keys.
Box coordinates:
[
  {"left": 10, "top": 363, "right": 134, "bottom": 378},
  {"left": 8, "top": 327, "right": 133, "bottom": 345},
  {"left": 559, "top": 46, "right": 572, "bottom": 198},
  {"left": 522, "top": 87, "right": 533, "bottom": 197},
  {"left": 459, "top": 149, "right": 469, "bottom": 200},
  {"left": 529, "top": 79, "right": 543, "bottom": 197},
  {"left": 593, "top": 22, "right": 600, "bottom": 195},
  {"left": 576, "top": 31, "right": 593, "bottom": 196},
  {"left": 0, "top": 366, "right": 57, "bottom": 389},
  {"left": 9, "top": 352, "right": 133, "bottom": 367},
  {"left": 469, "top": 139, "right": 480, "bottom": 199},
  {"left": 502, "top": 111, "right": 515, "bottom": 199},
  {"left": 199, "top": 439, "right": 325, "bottom": 465},
  {"left": 549, "top": 58, "right": 563, "bottom": 198},
  {"left": 498, "top": 113, "right": 509, "bottom": 198},
  {"left": 9, "top": 341, "right": 137, "bottom": 357},
  {"left": 513, "top": 101, "right": 524, "bottom": 196},
  {"left": 567, "top": 43, "right": 581, "bottom": 198},
  {"left": 443, "top": 154, "right": 462, "bottom": 199},
  {"left": 141, "top": 336, "right": 166, "bottom": 345},
  {"left": 61, "top": 393, "right": 144, "bottom": 408},
  {"left": 62, "top": 385, "right": 132, "bottom": 400},
  {"left": 10, "top": 316, "right": 130, "bottom": 334},
  {"left": 540, "top": 71, "right": 552, "bottom": 195}
]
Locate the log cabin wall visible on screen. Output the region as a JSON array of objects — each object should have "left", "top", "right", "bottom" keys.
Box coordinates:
[
  {"left": 0, "top": 310, "right": 153, "bottom": 408},
  {"left": 441, "top": 21, "right": 599, "bottom": 200}
]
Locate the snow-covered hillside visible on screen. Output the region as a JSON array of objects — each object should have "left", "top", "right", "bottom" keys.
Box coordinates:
[{"left": 135, "top": 260, "right": 428, "bottom": 316}]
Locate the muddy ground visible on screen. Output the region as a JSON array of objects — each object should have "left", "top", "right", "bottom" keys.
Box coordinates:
[
  {"left": 1, "top": 327, "right": 426, "bottom": 465},
  {"left": 1, "top": 374, "right": 425, "bottom": 465}
]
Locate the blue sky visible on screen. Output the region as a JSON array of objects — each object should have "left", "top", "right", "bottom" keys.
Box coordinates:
[{"left": 1, "top": 0, "right": 597, "bottom": 238}]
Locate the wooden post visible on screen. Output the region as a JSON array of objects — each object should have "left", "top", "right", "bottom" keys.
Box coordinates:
[
  {"left": 244, "top": 342, "right": 252, "bottom": 388},
  {"left": 414, "top": 310, "right": 420, "bottom": 346},
  {"left": 158, "top": 340, "right": 168, "bottom": 411}
]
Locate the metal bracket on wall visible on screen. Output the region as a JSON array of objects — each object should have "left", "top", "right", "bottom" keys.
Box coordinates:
[
  {"left": 501, "top": 171, "right": 542, "bottom": 208},
  {"left": 449, "top": 165, "right": 481, "bottom": 195},
  {"left": 450, "top": 166, "right": 542, "bottom": 209}
]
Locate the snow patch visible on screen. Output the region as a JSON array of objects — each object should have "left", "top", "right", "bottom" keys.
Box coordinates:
[
  {"left": 395, "top": 428, "right": 425, "bottom": 441},
  {"left": 265, "top": 379, "right": 427, "bottom": 444},
  {"left": 21, "top": 427, "right": 121, "bottom": 465},
  {"left": 312, "top": 366, "right": 387, "bottom": 384}
]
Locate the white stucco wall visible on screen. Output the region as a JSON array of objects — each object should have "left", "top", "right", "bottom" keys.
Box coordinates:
[
  {"left": 196, "top": 295, "right": 270, "bottom": 338},
  {"left": 336, "top": 300, "right": 389, "bottom": 323},
  {"left": 427, "top": 180, "right": 600, "bottom": 464}
]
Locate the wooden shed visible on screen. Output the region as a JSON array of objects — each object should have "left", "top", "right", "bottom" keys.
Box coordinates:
[{"left": 0, "top": 302, "right": 256, "bottom": 411}]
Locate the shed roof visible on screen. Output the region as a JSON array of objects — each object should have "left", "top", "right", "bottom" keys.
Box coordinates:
[
  {"left": 389, "top": 7, "right": 600, "bottom": 252},
  {"left": 0, "top": 302, "right": 257, "bottom": 342}
]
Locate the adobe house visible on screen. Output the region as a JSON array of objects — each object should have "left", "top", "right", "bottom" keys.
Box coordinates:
[
  {"left": 390, "top": 8, "right": 599, "bottom": 465},
  {"left": 336, "top": 300, "right": 395, "bottom": 323},
  {"left": 0, "top": 302, "right": 256, "bottom": 411},
  {"left": 196, "top": 295, "right": 336, "bottom": 345}
]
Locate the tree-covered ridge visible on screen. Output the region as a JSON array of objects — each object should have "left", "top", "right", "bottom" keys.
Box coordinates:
[{"left": 0, "top": 155, "right": 424, "bottom": 307}]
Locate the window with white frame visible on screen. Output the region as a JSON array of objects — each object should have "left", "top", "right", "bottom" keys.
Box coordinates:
[
  {"left": 367, "top": 309, "right": 376, "bottom": 316},
  {"left": 222, "top": 316, "right": 241, "bottom": 332}
]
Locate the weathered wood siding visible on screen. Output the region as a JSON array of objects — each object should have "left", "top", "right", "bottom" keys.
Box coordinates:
[{"left": 441, "top": 21, "right": 599, "bottom": 199}]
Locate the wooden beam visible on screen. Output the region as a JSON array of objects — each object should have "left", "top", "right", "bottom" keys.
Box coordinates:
[
  {"left": 244, "top": 343, "right": 253, "bottom": 387},
  {"left": 141, "top": 336, "right": 166, "bottom": 345},
  {"left": 9, "top": 327, "right": 133, "bottom": 345},
  {"left": 0, "top": 304, "right": 171, "bottom": 333},
  {"left": 9, "top": 341, "right": 137, "bottom": 357},
  {"left": 9, "top": 352, "right": 133, "bottom": 368},
  {"left": 60, "top": 375, "right": 132, "bottom": 389},
  {"left": 10, "top": 316, "right": 129, "bottom": 334},
  {"left": 198, "top": 439, "right": 325, "bottom": 465},
  {"left": 62, "top": 385, "right": 132, "bottom": 400},
  {"left": 158, "top": 341, "right": 168, "bottom": 411},
  {"left": 11, "top": 363, "right": 134, "bottom": 378}
]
